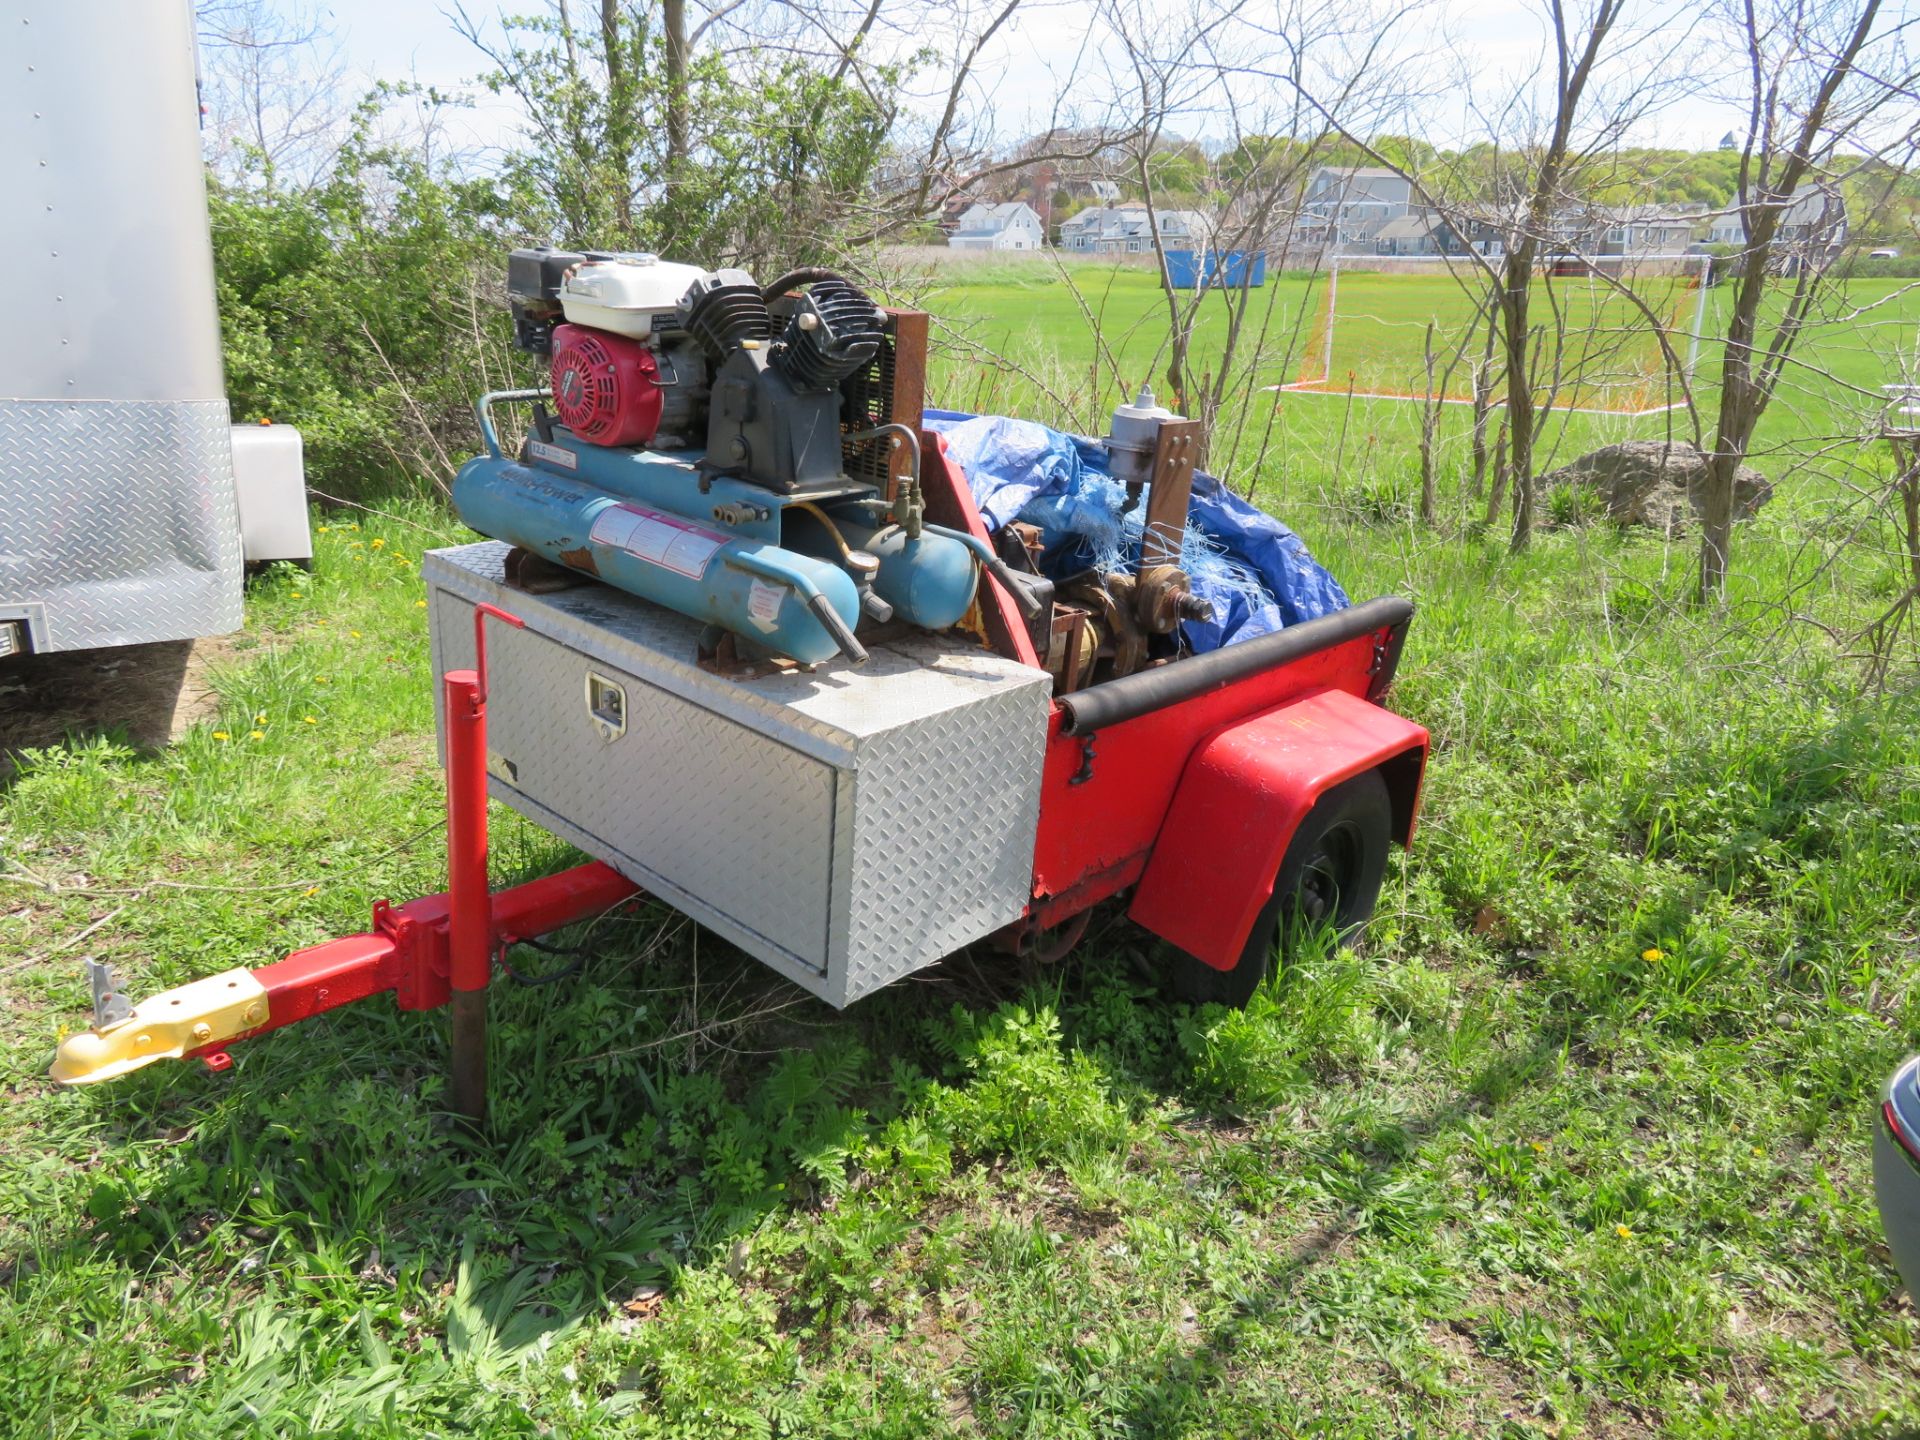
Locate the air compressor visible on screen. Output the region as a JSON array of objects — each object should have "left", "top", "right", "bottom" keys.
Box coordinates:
[{"left": 454, "top": 250, "right": 1033, "bottom": 666}]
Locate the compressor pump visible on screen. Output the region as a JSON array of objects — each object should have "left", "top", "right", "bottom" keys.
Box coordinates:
[{"left": 454, "top": 248, "right": 1029, "bottom": 667}]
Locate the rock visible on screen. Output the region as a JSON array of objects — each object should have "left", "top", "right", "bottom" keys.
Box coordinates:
[{"left": 1538, "top": 441, "right": 1772, "bottom": 531}]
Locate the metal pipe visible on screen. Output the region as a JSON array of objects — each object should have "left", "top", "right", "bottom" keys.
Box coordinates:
[
  {"left": 723, "top": 552, "right": 869, "bottom": 664},
  {"left": 921, "top": 522, "right": 1044, "bottom": 619},
  {"left": 474, "top": 387, "right": 554, "bottom": 460},
  {"left": 443, "top": 666, "right": 491, "bottom": 1127},
  {"left": 844, "top": 422, "right": 923, "bottom": 534}
]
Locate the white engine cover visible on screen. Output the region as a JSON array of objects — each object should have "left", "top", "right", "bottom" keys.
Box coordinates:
[{"left": 558, "top": 254, "right": 708, "bottom": 338}]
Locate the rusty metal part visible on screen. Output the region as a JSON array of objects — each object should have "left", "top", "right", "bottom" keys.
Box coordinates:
[
  {"left": 504, "top": 545, "right": 588, "bottom": 593},
  {"left": 1044, "top": 601, "right": 1096, "bottom": 693},
  {"left": 1109, "top": 565, "right": 1215, "bottom": 637},
  {"left": 1027, "top": 909, "right": 1093, "bottom": 964},
  {"left": 1063, "top": 576, "right": 1147, "bottom": 679},
  {"left": 695, "top": 629, "right": 811, "bottom": 681},
  {"left": 1142, "top": 419, "right": 1203, "bottom": 568},
  {"left": 449, "top": 987, "right": 488, "bottom": 1128}
]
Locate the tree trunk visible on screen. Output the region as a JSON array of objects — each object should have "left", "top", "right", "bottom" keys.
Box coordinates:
[
  {"left": 1499, "top": 254, "right": 1535, "bottom": 551},
  {"left": 1697, "top": 245, "right": 1766, "bottom": 603},
  {"left": 1418, "top": 319, "right": 1438, "bottom": 525},
  {"left": 600, "top": 0, "right": 633, "bottom": 231},
  {"left": 1696, "top": 447, "right": 1739, "bottom": 601},
  {"left": 663, "top": 0, "right": 690, "bottom": 211},
  {"left": 1486, "top": 418, "right": 1510, "bottom": 529}
]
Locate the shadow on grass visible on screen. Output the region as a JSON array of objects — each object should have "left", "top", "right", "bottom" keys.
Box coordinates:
[{"left": 1113, "top": 1015, "right": 1578, "bottom": 1431}]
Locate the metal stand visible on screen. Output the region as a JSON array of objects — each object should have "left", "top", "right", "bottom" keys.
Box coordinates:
[{"left": 443, "top": 602, "right": 525, "bottom": 1129}]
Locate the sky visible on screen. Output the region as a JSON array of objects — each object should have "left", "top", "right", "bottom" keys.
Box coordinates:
[{"left": 310, "top": 0, "right": 1760, "bottom": 161}]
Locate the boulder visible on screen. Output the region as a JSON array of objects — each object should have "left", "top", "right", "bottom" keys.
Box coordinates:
[{"left": 1538, "top": 441, "right": 1773, "bottom": 531}]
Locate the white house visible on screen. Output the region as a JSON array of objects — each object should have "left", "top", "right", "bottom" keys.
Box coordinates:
[
  {"left": 1299, "top": 166, "right": 1414, "bottom": 250},
  {"left": 1058, "top": 204, "right": 1213, "bottom": 254},
  {"left": 947, "top": 201, "right": 1046, "bottom": 251}
]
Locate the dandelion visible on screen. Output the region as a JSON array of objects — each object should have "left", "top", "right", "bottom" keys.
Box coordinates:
[
  {"left": 415, "top": 600, "right": 427, "bottom": 609},
  {"left": 303, "top": 886, "right": 319, "bottom": 896},
  {"left": 1752, "top": 1146, "right": 1764, "bottom": 1158},
  {"left": 291, "top": 590, "right": 304, "bottom": 598},
  {"left": 248, "top": 729, "right": 265, "bottom": 741},
  {"left": 1641, "top": 947, "right": 1664, "bottom": 962},
  {"left": 315, "top": 675, "right": 328, "bottom": 684},
  {"left": 302, "top": 715, "right": 317, "bottom": 725},
  {"left": 317, "top": 525, "right": 329, "bottom": 534},
  {"left": 350, "top": 630, "right": 362, "bottom": 639},
  {"left": 1615, "top": 1223, "right": 1635, "bottom": 1240},
  {"left": 371, "top": 538, "right": 385, "bottom": 549},
  {"left": 1529, "top": 1141, "right": 1546, "bottom": 1153},
  {"left": 212, "top": 731, "right": 230, "bottom": 742},
  {"left": 315, "top": 618, "right": 328, "bottom": 626},
  {"left": 254, "top": 713, "right": 267, "bottom": 724}
]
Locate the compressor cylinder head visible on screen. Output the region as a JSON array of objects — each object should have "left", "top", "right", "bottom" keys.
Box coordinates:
[{"left": 770, "top": 280, "right": 886, "bottom": 393}]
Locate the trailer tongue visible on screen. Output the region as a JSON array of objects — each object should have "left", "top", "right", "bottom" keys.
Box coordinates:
[{"left": 50, "top": 253, "right": 1428, "bottom": 1123}]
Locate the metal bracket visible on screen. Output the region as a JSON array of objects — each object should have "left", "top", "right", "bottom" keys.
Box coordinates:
[
  {"left": 87, "top": 958, "right": 132, "bottom": 1028},
  {"left": 1069, "top": 735, "right": 1098, "bottom": 786}
]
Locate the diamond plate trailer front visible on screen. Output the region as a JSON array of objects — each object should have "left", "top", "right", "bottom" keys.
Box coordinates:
[
  {"left": 50, "top": 430, "right": 1427, "bottom": 1117},
  {"left": 0, "top": 2, "right": 244, "bottom": 656}
]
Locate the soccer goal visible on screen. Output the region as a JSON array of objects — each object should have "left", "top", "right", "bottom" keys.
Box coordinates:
[{"left": 1273, "top": 251, "right": 1713, "bottom": 417}]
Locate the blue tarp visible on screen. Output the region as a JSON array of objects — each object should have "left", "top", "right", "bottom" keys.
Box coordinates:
[{"left": 924, "top": 410, "right": 1349, "bottom": 653}]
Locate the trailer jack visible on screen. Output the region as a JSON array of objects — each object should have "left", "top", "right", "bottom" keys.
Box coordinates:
[{"left": 48, "top": 604, "right": 642, "bottom": 1125}]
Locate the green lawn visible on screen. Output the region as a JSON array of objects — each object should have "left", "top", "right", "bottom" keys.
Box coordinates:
[{"left": 4, "top": 264, "right": 1920, "bottom": 1436}]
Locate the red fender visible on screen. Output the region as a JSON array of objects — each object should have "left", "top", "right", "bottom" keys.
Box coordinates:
[{"left": 1128, "top": 688, "right": 1428, "bottom": 971}]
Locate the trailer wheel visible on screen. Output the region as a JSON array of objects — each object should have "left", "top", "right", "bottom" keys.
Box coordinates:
[{"left": 1170, "top": 768, "right": 1392, "bottom": 1007}]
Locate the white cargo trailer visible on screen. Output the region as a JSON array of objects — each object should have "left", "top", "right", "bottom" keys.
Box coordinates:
[{"left": 0, "top": 1, "right": 306, "bottom": 659}]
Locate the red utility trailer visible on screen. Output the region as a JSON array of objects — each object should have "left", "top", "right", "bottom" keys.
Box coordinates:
[{"left": 51, "top": 429, "right": 1426, "bottom": 1114}]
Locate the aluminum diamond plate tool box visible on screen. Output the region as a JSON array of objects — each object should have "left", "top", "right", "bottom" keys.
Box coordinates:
[{"left": 425, "top": 541, "right": 1053, "bottom": 1006}]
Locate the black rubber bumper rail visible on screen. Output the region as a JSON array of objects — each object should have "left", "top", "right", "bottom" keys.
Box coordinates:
[{"left": 1057, "top": 595, "right": 1415, "bottom": 735}]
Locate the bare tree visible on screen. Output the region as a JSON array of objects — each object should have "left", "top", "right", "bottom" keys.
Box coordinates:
[
  {"left": 196, "top": 0, "right": 349, "bottom": 187},
  {"left": 1091, "top": 0, "right": 1424, "bottom": 473},
  {"left": 1285, "top": 0, "right": 1702, "bottom": 548},
  {"left": 1695, "top": 0, "right": 1917, "bottom": 601}
]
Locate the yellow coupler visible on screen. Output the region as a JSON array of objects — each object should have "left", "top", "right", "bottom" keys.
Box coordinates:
[{"left": 51, "top": 969, "right": 269, "bottom": 1086}]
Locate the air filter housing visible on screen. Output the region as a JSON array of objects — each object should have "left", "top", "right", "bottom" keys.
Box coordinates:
[{"left": 549, "top": 323, "right": 663, "bottom": 447}]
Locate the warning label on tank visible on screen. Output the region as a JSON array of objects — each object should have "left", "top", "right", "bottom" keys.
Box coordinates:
[
  {"left": 589, "top": 504, "right": 729, "bottom": 579},
  {"left": 746, "top": 577, "right": 785, "bottom": 629}
]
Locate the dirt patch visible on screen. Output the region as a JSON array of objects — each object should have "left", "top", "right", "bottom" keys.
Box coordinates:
[{"left": 0, "top": 632, "right": 242, "bottom": 777}]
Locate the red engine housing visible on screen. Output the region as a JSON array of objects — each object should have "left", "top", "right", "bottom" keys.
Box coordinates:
[{"left": 549, "top": 323, "right": 663, "bottom": 447}]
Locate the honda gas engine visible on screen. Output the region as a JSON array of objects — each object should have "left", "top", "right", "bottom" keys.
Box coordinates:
[{"left": 452, "top": 248, "right": 1025, "bottom": 667}]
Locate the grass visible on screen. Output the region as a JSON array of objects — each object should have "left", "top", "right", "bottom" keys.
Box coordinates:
[{"left": 5, "top": 263, "right": 1920, "bottom": 1436}]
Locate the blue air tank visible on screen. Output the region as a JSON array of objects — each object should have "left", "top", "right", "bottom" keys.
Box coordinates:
[{"left": 452, "top": 455, "right": 862, "bottom": 666}]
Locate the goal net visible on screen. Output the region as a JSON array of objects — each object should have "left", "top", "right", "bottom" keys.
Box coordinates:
[{"left": 1276, "top": 251, "right": 1712, "bottom": 417}]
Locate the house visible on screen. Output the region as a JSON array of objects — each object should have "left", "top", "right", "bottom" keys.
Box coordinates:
[
  {"left": 1370, "top": 209, "right": 1505, "bottom": 259},
  {"left": 1058, "top": 203, "right": 1213, "bottom": 254},
  {"left": 1299, "top": 166, "right": 1414, "bottom": 250},
  {"left": 1704, "top": 183, "right": 1846, "bottom": 250},
  {"left": 947, "top": 201, "right": 1046, "bottom": 252},
  {"left": 1595, "top": 204, "right": 1705, "bottom": 257}
]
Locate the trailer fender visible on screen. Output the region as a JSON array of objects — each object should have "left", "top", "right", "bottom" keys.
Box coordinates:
[{"left": 1128, "top": 688, "right": 1427, "bottom": 971}]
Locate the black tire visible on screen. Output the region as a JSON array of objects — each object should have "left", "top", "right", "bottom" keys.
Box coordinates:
[{"left": 1169, "top": 768, "right": 1393, "bottom": 1007}]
